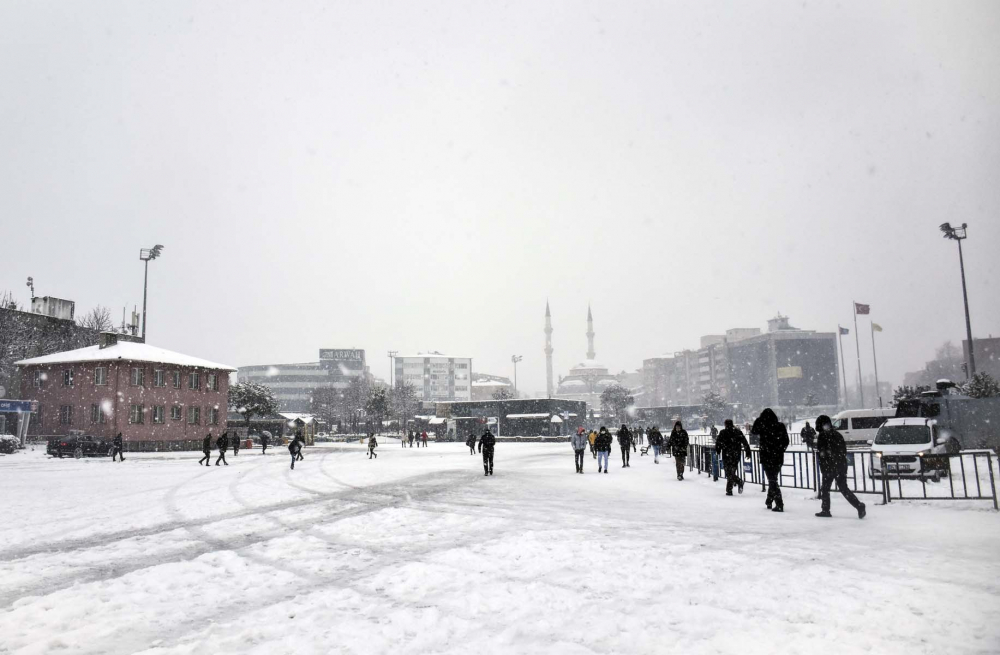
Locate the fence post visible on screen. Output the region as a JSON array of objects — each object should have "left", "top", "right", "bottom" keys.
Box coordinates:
[{"left": 988, "top": 452, "right": 998, "bottom": 511}]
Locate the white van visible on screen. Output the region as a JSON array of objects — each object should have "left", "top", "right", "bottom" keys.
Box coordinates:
[
  {"left": 869, "top": 417, "right": 958, "bottom": 481},
  {"left": 830, "top": 408, "right": 896, "bottom": 446}
]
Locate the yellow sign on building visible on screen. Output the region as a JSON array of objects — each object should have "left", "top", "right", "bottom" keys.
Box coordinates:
[{"left": 776, "top": 366, "right": 803, "bottom": 379}]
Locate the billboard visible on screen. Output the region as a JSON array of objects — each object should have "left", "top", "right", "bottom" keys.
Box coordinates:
[{"left": 319, "top": 349, "right": 365, "bottom": 362}]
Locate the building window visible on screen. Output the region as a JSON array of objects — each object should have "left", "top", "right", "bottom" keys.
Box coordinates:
[
  {"left": 188, "top": 372, "right": 200, "bottom": 390},
  {"left": 131, "top": 367, "right": 145, "bottom": 387},
  {"left": 152, "top": 405, "right": 165, "bottom": 424},
  {"left": 129, "top": 404, "right": 144, "bottom": 424},
  {"left": 187, "top": 406, "right": 200, "bottom": 425},
  {"left": 95, "top": 367, "right": 107, "bottom": 386},
  {"left": 172, "top": 371, "right": 181, "bottom": 388},
  {"left": 455, "top": 363, "right": 468, "bottom": 369},
  {"left": 208, "top": 407, "right": 219, "bottom": 425},
  {"left": 60, "top": 405, "right": 73, "bottom": 425},
  {"left": 207, "top": 373, "right": 218, "bottom": 391},
  {"left": 90, "top": 404, "right": 108, "bottom": 424},
  {"left": 34, "top": 370, "right": 44, "bottom": 388},
  {"left": 170, "top": 405, "right": 182, "bottom": 421},
  {"left": 153, "top": 370, "right": 165, "bottom": 387},
  {"left": 63, "top": 369, "right": 74, "bottom": 387}
]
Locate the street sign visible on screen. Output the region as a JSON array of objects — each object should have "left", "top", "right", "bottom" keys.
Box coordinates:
[{"left": 0, "top": 399, "right": 37, "bottom": 413}]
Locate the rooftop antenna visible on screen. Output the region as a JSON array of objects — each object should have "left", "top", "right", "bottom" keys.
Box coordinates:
[{"left": 26, "top": 276, "right": 34, "bottom": 300}]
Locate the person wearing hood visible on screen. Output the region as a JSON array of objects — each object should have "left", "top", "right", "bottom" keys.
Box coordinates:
[
  {"left": 617, "top": 424, "right": 633, "bottom": 468},
  {"left": 715, "top": 420, "right": 751, "bottom": 495},
  {"left": 198, "top": 434, "right": 212, "bottom": 466},
  {"left": 595, "top": 427, "right": 613, "bottom": 474},
  {"left": 478, "top": 429, "right": 496, "bottom": 476},
  {"left": 665, "top": 422, "right": 689, "bottom": 480},
  {"left": 111, "top": 432, "right": 125, "bottom": 462},
  {"left": 260, "top": 431, "right": 270, "bottom": 455},
  {"left": 570, "top": 427, "right": 588, "bottom": 473},
  {"left": 800, "top": 422, "right": 817, "bottom": 451},
  {"left": 815, "top": 415, "right": 866, "bottom": 519},
  {"left": 215, "top": 432, "right": 229, "bottom": 466},
  {"left": 466, "top": 432, "right": 476, "bottom": 455},
  {"left": 647, "top": 426, "right": 664, "bottom": 463},
  {"left": 753, "top": 409, "right": 789, "bottom": 512},
  {"left": 289, "top": 435, "right": 302, "bottom": 469}
]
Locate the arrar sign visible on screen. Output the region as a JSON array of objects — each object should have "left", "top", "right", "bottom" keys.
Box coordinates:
[{"left": 319, "top": 349, "right": 364, "bottom": 362}]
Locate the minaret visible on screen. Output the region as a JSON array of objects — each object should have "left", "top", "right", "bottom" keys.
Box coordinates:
[
  {"left": 544, "top": 301, "right": 554, "bottom": 398},
  {"left": 586, "top": 304, "right": 596, "bottom": 360}
]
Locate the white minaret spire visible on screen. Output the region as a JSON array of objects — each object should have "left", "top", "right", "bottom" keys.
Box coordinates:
[
  {"left": 586, "top": 303, "right": 595, "bottom": 360},
  {"left": 545, "top": 300, "right": 554, "bottom": 398}
]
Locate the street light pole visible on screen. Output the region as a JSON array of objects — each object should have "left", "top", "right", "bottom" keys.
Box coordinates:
[
  {"left": 138, "top": 245, "right": 164, "bottom": 343},
  {"left": 511, "top": 355, "right": 522, "bottom": 397},
  {"left": 939, "top": 223, "right": 975, "bottom": 377},
  {"left": 388, "top": 350, "right": 397, "bottom": 387}
]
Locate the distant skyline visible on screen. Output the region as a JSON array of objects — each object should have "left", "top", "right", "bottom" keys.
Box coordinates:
[{"left": 2, "top": 1, "right": 998, "bottom": 398}]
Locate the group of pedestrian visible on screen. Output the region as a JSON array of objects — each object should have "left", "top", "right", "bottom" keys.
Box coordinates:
[{"left": 405, "top": 430, "right": 429, "bottom": 448}]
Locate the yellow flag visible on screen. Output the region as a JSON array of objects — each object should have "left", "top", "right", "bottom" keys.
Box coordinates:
[{"left": 872, "top": 323, "right": 883, "bottom": 332}]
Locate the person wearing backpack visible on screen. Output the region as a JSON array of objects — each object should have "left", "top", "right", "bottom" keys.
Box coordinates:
[
  {"left": 715, "top": 419, "right": 751, "bottom": 495},
  {"left": 215, "top": 432, "right": 229, "bottom": 466},
  {"left": 753, "top": 408, "right": 789, "bottom": 512},
  {"left": 665, "top": 422, "right": 689, "bottom": 480},
  {"left": 815, "top": 415, "right": 866, "bottom": 519}
]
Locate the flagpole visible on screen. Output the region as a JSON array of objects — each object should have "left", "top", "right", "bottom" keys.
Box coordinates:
[
  {"left": 853, "top": 302, "right": 865, "bottom": 407},
  {"left": 838, "top": 327, "right": 849, "bottom": 409},
  {"left": 871, "top": 322, "right": 882, "bottom": 408}
]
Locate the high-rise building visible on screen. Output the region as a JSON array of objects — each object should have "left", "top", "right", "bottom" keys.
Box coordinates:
[
  {"left": 238, "top": 349, "right": 368, "bottom": 412},
  {"left": 394, "top": 352, "right": 472, "bottom": 402}
]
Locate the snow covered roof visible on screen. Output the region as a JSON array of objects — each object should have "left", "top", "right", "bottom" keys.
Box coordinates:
[
  {"left": 428, "top": 417, "right": 447, "bottom": 425},
  {"left": 279, "top": 413, "right": 316, "bottom": 425},
  {"left": 15, "top": 341, "right": 236, "bottom": 371},
  {"left": 559, "top": 379, "right": 587, "bottom": 387},
  {"left": 571, "top": 361, "right": 607, "bottom": 370},
  {"left": 472, "top": 380, "right": 509, "bottom": 387},
  {"left": 506, "top": 413, "right": 550, "bottom": 419},
  {"left": 395, "top": 352, "right": 471, "bottom": 360}
]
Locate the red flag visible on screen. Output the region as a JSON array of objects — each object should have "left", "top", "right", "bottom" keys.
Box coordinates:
[{"left": 854, "top": 303, "right": 870, "bottom": 315}]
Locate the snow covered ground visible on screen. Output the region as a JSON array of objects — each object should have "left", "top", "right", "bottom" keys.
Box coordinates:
[{"left": 1, "top": 441, "right": 998, "bottom": 655}]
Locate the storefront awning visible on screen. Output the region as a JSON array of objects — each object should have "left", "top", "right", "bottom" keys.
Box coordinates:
[{"left": 428, "top": 417, "right": 446, "bottom": 425}]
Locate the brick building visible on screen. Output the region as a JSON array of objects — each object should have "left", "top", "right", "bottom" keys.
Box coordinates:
[{"left": 16, "top": 333, "right": 235, "bottom": 450}]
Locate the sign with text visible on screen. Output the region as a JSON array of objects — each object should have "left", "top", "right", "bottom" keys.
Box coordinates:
[
  {"left": 776, "top": 366, "right": 803, "bottom": 379},
  {"left": 319, "top": 349, "right": 364, "bottom": 362},
  {"left": 0, "top": 399, "right": 38, "bottom": 413}
]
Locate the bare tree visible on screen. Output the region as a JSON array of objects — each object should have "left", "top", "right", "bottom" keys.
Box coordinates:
[{"left": 77, "top": 305, "right": 113, "bottom": 332}]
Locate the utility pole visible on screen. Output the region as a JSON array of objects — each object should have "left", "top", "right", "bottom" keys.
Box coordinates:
[
  {"left": 511, "top": 355, "right": 522, "bottom": 397},
  {"left": 138, "top": 245, "right": 164, "bottom": 343},
  {"left": 940, "top": 223, "right": 976, "bottom": 377}
]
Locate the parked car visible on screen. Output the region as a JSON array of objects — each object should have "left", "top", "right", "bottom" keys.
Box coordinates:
[
  {"left": 48, "top": 434, "right": 114, "bottom": 459},
  {"left": 869, "top": 417, "right": 957, "bottom": 481}
]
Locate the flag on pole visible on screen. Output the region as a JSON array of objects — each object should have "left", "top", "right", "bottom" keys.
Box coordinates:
[
  {"left": 839, "top": 326, "right": 850, "bottom": 335},
  {"left": 872, "top": 323, "right": 883, "bottom": 332},
  {"left": 854, "top": 303, "right": 870, "bottom": 315}
]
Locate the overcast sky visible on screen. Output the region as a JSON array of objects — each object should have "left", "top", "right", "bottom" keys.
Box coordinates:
[{"left": 2, "top": 1, "right": 998, "bottom": 396}]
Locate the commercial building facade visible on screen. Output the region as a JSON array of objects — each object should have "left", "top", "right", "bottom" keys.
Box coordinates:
[
  {"left": 435, "top": 398, "right": 586, "bottom": 438},
  {"left": 238, "top": 348, "right": 368, "bottom": 412},
  {"left": 16, "top": 333, "right": 235, "bottom": 450},
  {"left": 394, "top": 352, "right": 472, "bottom": 402}
]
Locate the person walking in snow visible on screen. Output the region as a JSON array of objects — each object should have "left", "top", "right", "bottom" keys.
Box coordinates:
[
  {"left": 666, "top": 422, "right": 689, "bottom": 480},
  {"left": 635, "top": 426, "right": 643, "bottom": 449},
  {"left": 800, "top": 422, "right": 817, "bottom": 451},
  {"left": 478, "top": 429, "right": 496, "bottom": 476},
  {"left": 421, "top": 431, "right": 428, "bottom": 447},
  {"left": 111, "top": 432, "right": 125, "bottom": 462},
  {"left": 294, "top": 430, "right": 305, "bottom": 461},
  {"left": 571, "top": 427, "right": 588, "bottom": 474},
  {"left": 260, "top": 432, "right": 270, "bottom": 455},
  {"left": 648, "top": 425, "right": 664, "bottom": 464},
  {"left": 289, "top": 435, "right": 302, "bottom": 469},
  {"left": 814, "top": 415, "right": 866, "bottom": 519},
  {"left": 466, "top": 432, "right": 476, "bottom": 455},
  {"left": 408, "top": 431, "right": 415, "bottom": 448},
  {"left": 595, "top": 426, "right": 613, "bottom": 474},
  {"left": 710, "top": 425, "right": 719, "bottom": 444},
  {"left": 753, "top": 408, "right": 789, "bottom": 512},
  {"left": 368, "top": 433, "right": 378, "bottom": 460},
  {"left": 215, "top": 432, "right": 229, "bottom": 466},
  {"left": 232, "top": 434, "right": 241, "bottom": 456},
  {"left": 588, "top": 429, "right": 598, "bottom": 459},
  {"left": 617, "top": 424, "right": 633, "bottom": 468},
  {"left": 715, "top": 419, "right": 751, "bottom": 496},
  {"left": 198, "top": 433, "right": 212, "bottom": 466}
]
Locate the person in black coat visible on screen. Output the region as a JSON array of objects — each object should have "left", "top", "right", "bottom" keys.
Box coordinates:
[
  {"left": 367, "top": 433, "right": 378, "bottom": 460},
  {"left": 232, "top": 434, "right": 241, "bottom": 456},
  {"left": 595, "top": 426, "right": 613, "bottom": 474},
  {"left": 294, "top": 430, "right": 305, "bottom": 461},
  {"left": 260, "top": 432, "right": 269, "bottom": 455},
  {"left": 753, "top": 408, "right": 789, "bottom": 512},
  {"left": 478, "top": 429, "right": 496, "bottom": 476},
  {"left": 289, "top": 436, "right": 302, "bottom": 469},
  {"left": 666, "top": 422, "right": 689, "bottom": 480},
  {"left": 715, "top": 419, "right": 751, "bottom": 495},
  {"left": 111, "top": 432, "right": 125, "bottom": 462},
  {"left": 647, "top": 426, "right": 664, "bottom": 464},
  {"left": 617, "top": 424, "right": 632, "bottom": 468},
  {"left": 198, "top": 434, "right": 212, "bottom": 466},
  {"left": 466, "top": 432, "right": 476, "bottom": 455},
  {"left": 800, "top": 422, "right": 817, "bottom": 451},
  {"left": 814, "top": 415, "right": 866, "bottom": 519},
  {"left": 215, "top": 432, "right": 229, "bottom": 466}
]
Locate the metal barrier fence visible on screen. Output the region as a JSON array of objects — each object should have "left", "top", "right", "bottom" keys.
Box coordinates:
[{"left": 685, "top": 444, "right": 998, "bottom": 508}]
